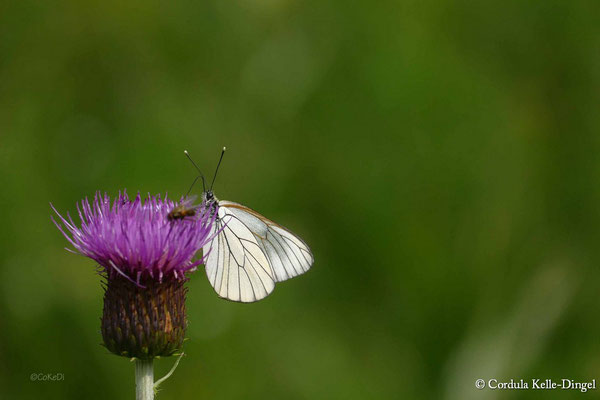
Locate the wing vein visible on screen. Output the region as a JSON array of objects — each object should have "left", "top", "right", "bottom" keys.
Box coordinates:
[{"left": 269, "top": 229, "right": 302, "bottom": 276}]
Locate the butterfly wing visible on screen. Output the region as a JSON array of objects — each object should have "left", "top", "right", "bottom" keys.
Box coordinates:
[
  {"left": 219, "top": 201, "right": 314, "bottom": 282},
  {"left": 203, "top": 205, "right": 275, "bottom": 302}
]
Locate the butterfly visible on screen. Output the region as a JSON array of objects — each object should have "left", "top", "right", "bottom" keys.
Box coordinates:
[{"left": 183, "top": 148, "right": 314, "bottom": 303}]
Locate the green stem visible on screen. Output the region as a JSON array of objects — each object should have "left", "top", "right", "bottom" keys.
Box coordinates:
[{"left": 135, "top": 359, "right": 154, "bottom": 400}]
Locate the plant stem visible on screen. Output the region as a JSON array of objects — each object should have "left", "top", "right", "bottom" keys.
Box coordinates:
[
  {"left": 135, "top": 359, "right": 154, "bottom": 400},
  {"left": 154, "top": 352, "right": 185, "bottom": 391}
]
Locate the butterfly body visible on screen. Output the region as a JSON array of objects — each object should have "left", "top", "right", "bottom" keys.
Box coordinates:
[{"left": 201, "top": 191, "right": 219, "bottom": 216}]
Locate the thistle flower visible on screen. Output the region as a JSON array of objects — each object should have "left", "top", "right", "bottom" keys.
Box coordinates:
[{"left": 51, "top": 191, "right": 215, "bottom": 360}]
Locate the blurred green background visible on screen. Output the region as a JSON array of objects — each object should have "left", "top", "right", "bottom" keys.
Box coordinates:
[{"left": 1, "top": 0, "right": 600, "bottom": 399}]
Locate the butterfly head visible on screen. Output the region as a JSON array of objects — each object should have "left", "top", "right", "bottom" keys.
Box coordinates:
[
  {"left": 184, "top": 147, "right": 226, "bottom": 216},
  {"left": 202, "top": 190, "right": 219, "bottom": 213}
]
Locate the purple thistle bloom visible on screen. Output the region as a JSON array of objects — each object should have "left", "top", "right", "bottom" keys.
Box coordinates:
[{"left": 51, "top": 191, "right": 215, "bottom": 286}]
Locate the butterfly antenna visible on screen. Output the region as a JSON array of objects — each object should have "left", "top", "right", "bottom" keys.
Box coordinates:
[
  {"left": 184, "top": 150, "right": 207, "bottom": 192},
  {"left": 184, "top": 175, "right": 200, "bottom": 198},
  {"left": 210, "top": 147, "right": 227, "bottom": 191}
]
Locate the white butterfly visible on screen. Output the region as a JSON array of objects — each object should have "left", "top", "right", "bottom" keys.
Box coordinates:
[{"left": 184, "top": 148, "right": 314, "bottom": 302}]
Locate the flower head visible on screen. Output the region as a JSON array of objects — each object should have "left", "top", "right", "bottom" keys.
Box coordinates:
[
  {"left": 52, "top": 190, "right": 216, "bottom": 359},
  {"left": 51, "top": 191, "right": 214, "bottom": 286}
]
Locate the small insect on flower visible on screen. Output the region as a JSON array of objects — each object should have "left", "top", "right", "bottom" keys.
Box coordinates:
[
  {"left": 167, "top": 195, "right": 202, "bottom": 221},
  {"left": 168, "top": 175, "right": 206, "bottom": 221}
]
